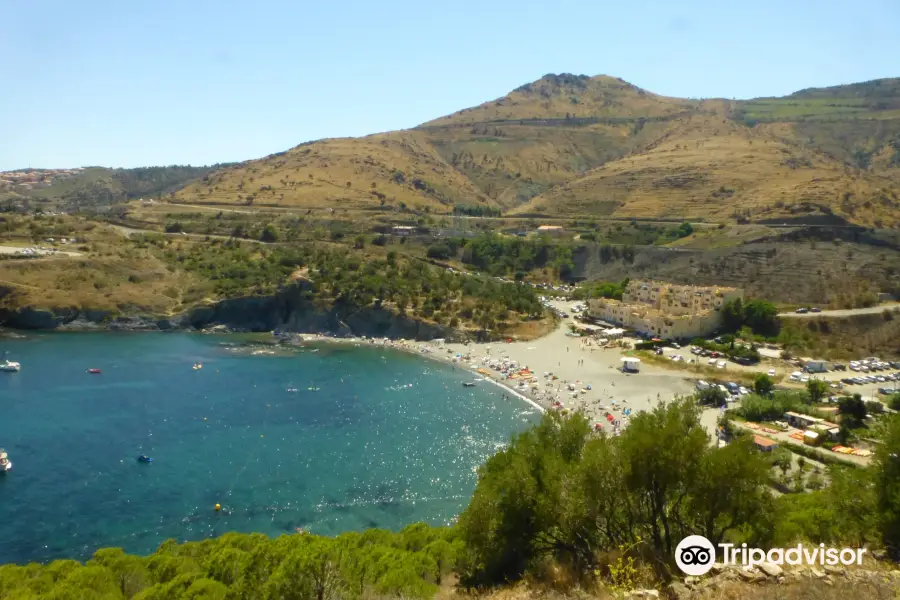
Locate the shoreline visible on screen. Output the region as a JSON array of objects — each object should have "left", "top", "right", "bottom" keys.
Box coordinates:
[
  {"left": 289, "top": 323, "right": 696, "bottom": 432},
  {"left": 288, "top": 333, "right": 548, "bottom": 413}
]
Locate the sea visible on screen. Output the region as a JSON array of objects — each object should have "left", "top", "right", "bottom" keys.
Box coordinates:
[{"left": 0, "top": 332, "right": 540, "bottom": 565}]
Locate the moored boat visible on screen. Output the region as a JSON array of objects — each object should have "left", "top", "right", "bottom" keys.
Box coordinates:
[
  {"left": 87, "top": 368, "right": 101, "bottom": 374},
  {"left": 0, "top": 360, "right": 20, "bottom": 373},
  {"left": 137, "top": 455, "right": 153, "bottom": 463},
  {"left": 0, "top": 449, "right": 12, "bottom": 473}
]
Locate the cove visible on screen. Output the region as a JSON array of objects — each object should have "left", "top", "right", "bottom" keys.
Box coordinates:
[{"left": 0, "top": 332, "right": 539, "bottom": 564}]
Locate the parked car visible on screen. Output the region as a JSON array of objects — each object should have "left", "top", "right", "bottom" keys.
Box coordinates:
[
  {"left": 795, "top": 307, "right": 809, "bottom": 314},
  {"left": 811, "top": 307, "right": 822, "bottom": 313}
]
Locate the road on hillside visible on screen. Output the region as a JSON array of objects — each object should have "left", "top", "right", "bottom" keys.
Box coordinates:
[
  {"left": 110, "top": 224, "right": 266, "bottom": 244},
  {"left": 779, "top": 304, "right": 900, "bottom": 318}
]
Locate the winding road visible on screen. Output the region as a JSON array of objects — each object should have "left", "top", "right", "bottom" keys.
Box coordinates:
[{"left": 779, "top": 304, "right": 900, "bottom": 318}]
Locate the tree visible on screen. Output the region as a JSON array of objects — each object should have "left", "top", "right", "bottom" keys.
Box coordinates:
[
  {"left": 260, "top": 225, "right": 279, "bottom": 243},
  {"left": 807, "top": 471, "right": 825, "bottom": 491},
  {"left": 457, "top": 411, "right": 592, "bottom": 585},
  {"left": 697, "top": 386, "right": 727, "bottom": 407},
  {"left": 838, "top": 394, "right": 867, "bottom": 428},
  {"left": 867, "top": 400, "right": 885, "bottom": 415},
  {"left": 772, "top": 448, "right": 792, "bottom": 477},
  {"left": 806, "top": 379, "right": 829, "bottom": 404},
  {"left": 689, "top": 438, "right": 772, "bottom": 544},
  {"left": 722, "top": 298, "right": 744, "bottom": 332},
  {"left": 617, "top": 399, "right": 709, "bottom": 555},
  {"left": 742, "top": 300, "right": 779, "bottom": 337},
  {"left": 426, "top": 243, "right": 452, "bottom": 260},
  {"left": 753, "top": 373, "right": 775, "bottom": 397},
  {"left": 875, "top": 415, "right": 900, "bottom": 556},
  {"left": 891, "top": 394, "right": 900, "bottom": 412}
]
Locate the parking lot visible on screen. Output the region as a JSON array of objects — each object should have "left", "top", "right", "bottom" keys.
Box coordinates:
[{"left": 654, "top": 345, "right": 897, "bottom": 403}]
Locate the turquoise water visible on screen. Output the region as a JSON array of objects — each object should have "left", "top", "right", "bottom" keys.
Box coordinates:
[{"left": 0, "top": 333, "right": 539, "bottom": 564}]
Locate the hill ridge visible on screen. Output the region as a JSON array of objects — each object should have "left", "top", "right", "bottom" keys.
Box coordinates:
[{"left": 8, "top": 73, "right": 900, "bottom": 226}]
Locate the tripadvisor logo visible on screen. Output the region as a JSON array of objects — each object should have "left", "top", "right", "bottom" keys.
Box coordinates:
[
  {"left": 675, "top": 535, "right": 867, "bottom": 576},
  {"left": 676, "top": 536, "right": 716, "bottom": 576}
]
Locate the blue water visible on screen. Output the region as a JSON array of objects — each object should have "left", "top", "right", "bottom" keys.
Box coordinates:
[{"left": 0, "top": 333, "right": 539, "bottom": 564}]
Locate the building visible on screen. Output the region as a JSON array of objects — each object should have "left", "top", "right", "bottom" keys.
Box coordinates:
[
  {"left": 535, "top": 225, "right": 567, "bottom": 237},
  {"left": 784, "top": 411, "right": 840, "bottom": 441},
  {"left": 753, "top": 435, "right": 779, "bottom": 452},
  {"left": 391, "top": 226, "right": 415, "bottom": 236},
  {"left": 587, "top": 280, "right": 743, "bottom": 340}
]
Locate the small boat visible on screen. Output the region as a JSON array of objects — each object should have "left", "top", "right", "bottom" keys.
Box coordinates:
[
  {"left": 87, "top": 368, "right": 101, "bottom": 374},
  {"left": 137, "top": 455, "right": 153, "bottom": 463},
  {"left": 463, "top": 382, "right": 476, "bottom": 388},
  {"left": 192, "top": 363, "right": 203, "bottom": 370},
  {"left": 0, "top": 360, "right": 20, "bottom": 373},
  {"left": 0, "top": 449, "right": 12, "bottom": 473}
]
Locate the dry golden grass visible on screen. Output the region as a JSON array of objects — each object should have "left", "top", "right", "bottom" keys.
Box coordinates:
[
  {"left": 169, "top": 74, "right": 900, "bottom": 226},
  {"left": 422, "top": 75, "right": 695, "bottom": 126},
  {"left": 0, "top": 218, "right": 198, "bottom": 314},
  {"left": 0, "top": 253, "right": 195, "bottom": 315},
  {"left": 514, "top": 112, "right": 900, "bottom": 227},
  {"left": 174, "top": 131, "right": 490, "bottom": 213}
]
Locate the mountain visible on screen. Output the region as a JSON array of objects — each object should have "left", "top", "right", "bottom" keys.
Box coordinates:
[
  {"left": 0, "top": 165, "right": 225, "bottom": 211},
  {"left": 112, "top": 76, "right": 900, "bottom": 225}
]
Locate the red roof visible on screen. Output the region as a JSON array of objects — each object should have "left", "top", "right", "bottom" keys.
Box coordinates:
[{"left": 754, "top": 435, "right": 779, "bottom": 448}]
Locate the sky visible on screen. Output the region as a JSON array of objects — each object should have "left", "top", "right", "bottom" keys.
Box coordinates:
[{"left": 2, "top": 0, "right": 898, "bottom": 171}]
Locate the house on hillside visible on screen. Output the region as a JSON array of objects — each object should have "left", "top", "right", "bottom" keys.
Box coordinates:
[
  {"left": 391, "top": 226, "right": 415, "bottom": 236},
  {"left": 536, "top": 225, "right": 566, "bottom": 237}
]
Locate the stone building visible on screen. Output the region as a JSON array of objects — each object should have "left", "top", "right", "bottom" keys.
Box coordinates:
[{"left": 587, "top": 280, "right": 743, "bottom": 339}]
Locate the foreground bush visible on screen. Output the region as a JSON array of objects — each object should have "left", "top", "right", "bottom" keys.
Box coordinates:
[
  {"left": 457, "top": 401, "right": 773, "bottom": 586},
  {"left": 0, "top": 525, "right": 460, "bottom": 600}
]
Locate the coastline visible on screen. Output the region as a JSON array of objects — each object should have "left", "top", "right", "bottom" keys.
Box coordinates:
[
  {"left": 3, "top": 310, "right": 696, "bottom": 431},
  {"left": 286, "top": 333, "right": 548, "bottom": 413},
  {"left": 288, "top": 319, "right": 696, "bottom": 432}
]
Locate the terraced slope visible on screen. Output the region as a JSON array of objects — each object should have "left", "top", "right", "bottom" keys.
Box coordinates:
[{"left": 515, "top": 110, "right": 900, "bottom": 226}]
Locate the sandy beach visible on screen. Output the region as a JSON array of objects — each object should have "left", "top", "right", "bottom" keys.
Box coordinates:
[{"left": 292, "top": 300, "right": 697, "bottom": 435}]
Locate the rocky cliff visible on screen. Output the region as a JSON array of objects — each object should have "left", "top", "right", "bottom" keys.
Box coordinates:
[{"left": 0, "top": 283, "right": 461, "bottom": 341}]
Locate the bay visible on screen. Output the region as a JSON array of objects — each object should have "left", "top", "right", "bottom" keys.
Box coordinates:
[{"left": 0, "top": 332, "right": 539, "bottom": 564}]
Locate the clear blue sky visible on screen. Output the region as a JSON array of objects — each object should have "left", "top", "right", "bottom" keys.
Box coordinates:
[{"left": 2, "top": 0, "right": 898, "bottom": 171}]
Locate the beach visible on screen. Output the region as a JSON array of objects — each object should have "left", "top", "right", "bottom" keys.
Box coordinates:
[{"left": 294, "top": 300, "right": 696, "bottom": 434}]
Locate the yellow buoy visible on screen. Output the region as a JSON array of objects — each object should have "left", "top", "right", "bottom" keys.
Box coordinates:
[{"left": 215, "top": 503, "right": 221, "bottom": 512}]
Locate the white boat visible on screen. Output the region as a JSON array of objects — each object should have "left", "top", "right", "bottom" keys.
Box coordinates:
[
  {"left": 0, "top": 449, "right": 11, "bottom": 473},
  {"left": 0, "top": 360, "right": 20, "bottom": 373}
]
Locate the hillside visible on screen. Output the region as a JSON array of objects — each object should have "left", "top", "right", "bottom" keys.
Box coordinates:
[
  {"left": 0, "top": 165, "right": 223, "bottom": 211},
  {"left": 125, "top": 75, "right": 900, "bottom": 226}
]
